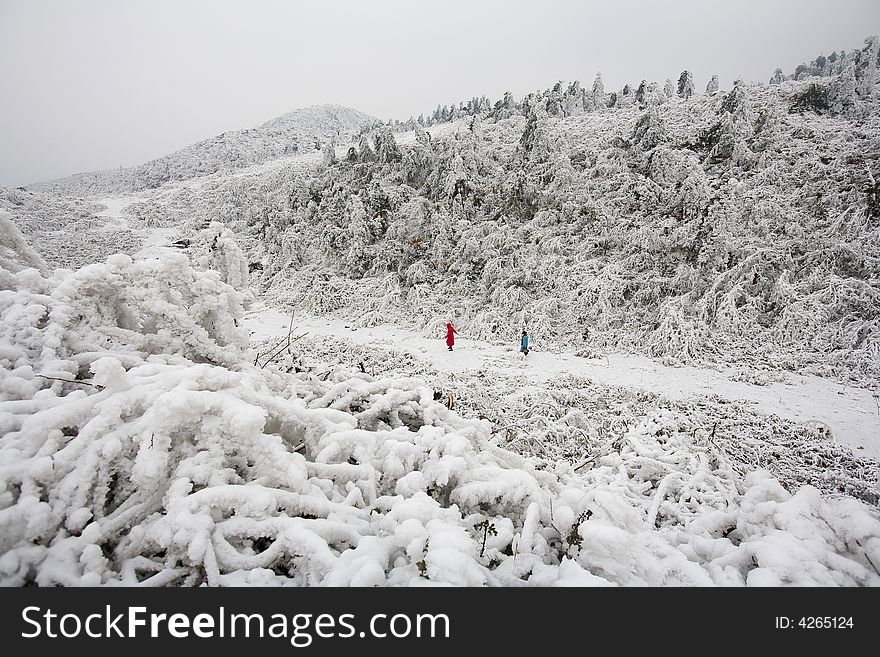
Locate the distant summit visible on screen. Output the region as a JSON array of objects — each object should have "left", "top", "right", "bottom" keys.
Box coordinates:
[{"left": 31, "top": 104, "right": 376, "bottom": 195}]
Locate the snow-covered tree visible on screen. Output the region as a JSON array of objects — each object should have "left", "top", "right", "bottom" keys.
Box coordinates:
[
  {"left": 357, "top": 134, "right": 376, "bottom": 162},
  {"left": 202, "top": 222, "right": 249, "bottom": 291},
  {"left": 677, "top": 70, "right": 695, "bottom": 99},
  {"left": 373, "top": 126, "right": 402, "bottom": 163},
  {"left": 829, "top": 62, "right": 858, "bottom": 113},
  {"left": 322, "top": 141, "right": 337, "bottom": 166},
  {"left": 855, "top": 35, "right": 879, "bottom": 96},
  {"left": 706, "top": 74, "right": 719, "bottom": 93},
  {"left": 635, "top": 80, "right": 648, "bottom": 105},
  {"left": 592, "top": 73, "right": 605, "bottom": 103},
  {"left": 631, "top": 107, "right": 667, "bottom": 151}
]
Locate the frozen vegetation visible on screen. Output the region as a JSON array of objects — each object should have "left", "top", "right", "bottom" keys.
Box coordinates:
[{"left": 1, "top": 39, "right": 879, "bottom": 586}]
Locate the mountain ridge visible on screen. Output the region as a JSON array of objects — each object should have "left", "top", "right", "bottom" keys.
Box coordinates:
[{"left": 29, "top": 103, "right": 376, "bottom": 195}]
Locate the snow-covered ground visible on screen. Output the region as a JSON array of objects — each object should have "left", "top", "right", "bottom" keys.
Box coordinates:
[
  {"left": 3, "top": 240, "right": 877, "bottom": 586},
  {"left": 93, "top": 195, "right": 140, "bottom": 223},
  {"left": 244, "top": 304, "right": 880, "bottom": 460}
]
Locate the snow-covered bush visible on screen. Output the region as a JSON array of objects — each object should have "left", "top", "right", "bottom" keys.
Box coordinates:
[
  {"left": 0, "top": 210, "right": 48, "bottom": 274},
  {"left": 201, "top": 222, "right": 250, "bottom": 292},
  {"left": 0, "top": 252, "right": 247, "bottom": 370},
  {"left": 2, "top": 252, "right": 879, "bottom": 586}
]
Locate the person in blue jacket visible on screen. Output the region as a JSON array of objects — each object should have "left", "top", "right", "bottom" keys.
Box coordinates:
[{"left": 520, "top": 330, "right": 529, "bottom": 356}]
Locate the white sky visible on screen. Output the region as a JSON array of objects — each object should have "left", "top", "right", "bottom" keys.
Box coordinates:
[{"left": 1, "top": 0, "right": 878, "bottom": 186}]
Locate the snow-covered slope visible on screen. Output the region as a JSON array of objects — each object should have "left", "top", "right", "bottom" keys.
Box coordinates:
[
  {"left": 29, "top": 104, "right": 376, "bottom": 195},
  {"left": 250, "top": 42, "right": 880, "bottom": 386}
]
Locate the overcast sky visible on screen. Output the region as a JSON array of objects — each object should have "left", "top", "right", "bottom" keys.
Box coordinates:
[{"left": 1, "top": 0, "right": 878, "bottom": 186}]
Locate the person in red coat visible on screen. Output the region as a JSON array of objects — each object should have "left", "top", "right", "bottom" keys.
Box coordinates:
[{"left": 445, "top": 322, "right": 457, "bottom": 351}]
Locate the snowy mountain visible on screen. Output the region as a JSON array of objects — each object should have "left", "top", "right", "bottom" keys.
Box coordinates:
[
  {"left": 29, "top": 104, "right": 376, "bottom": 195},
  {"left": 1, "top": 37, "right": 879, "bottom": 587}
]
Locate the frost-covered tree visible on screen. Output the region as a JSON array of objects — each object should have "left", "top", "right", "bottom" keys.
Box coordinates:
[
  {"left": 545, "top": 83, "right": 563, "bottom": 116},
  {"left": 322, "top": 141, "right": 337, "bottom": 166},
  {"left": 592, "top": 73, "right": 605, "bottom": 102},
  {"left": 344, "top": 195, "right": 371, "bottom": 276},
  {"left": 855, "top": 35, "right": 879, "bottom": 96},
  {"left": 663, "top": 78, "right": 675, "bottom": 98},
  {"left": 829, "top": 62, "right": 858, "bottom": 113},
  {"left": 518, "top": 105, "right": 553, "bottom": 165},
  {"left": 635, "top": 80, "right": 648, "bottom": 106},
  {"left": 615, "top": 83, "right": 633, "bottom": 109},
  {"left": 677, "top": 70, "right": 695, "bottom": 99},
  {"left": 769, "top": 68, "right": 786, "bottom": 85},
  {"left": 202, "top": 222, "right": 249, "bottom": 291},
  {"left": 560, "top": 80, "right": 585, "bottom": 116},
  {"left": 493, "top": 91, "right": 517, "bottom": 119},
  {"left": 373, "top": 126, "right": 402, "bottom": 163},
  {"left": 672, "top": 158, "right": 710, "bottom": 219},
  {"left": 357, "top": 134, "right": 376, "bottom": 162},
  {"left": 720, "top": 79, "right": 751, "bottom": 118},
  {"left": 706, "top": 75, "right": 719, "bottom": 93},
  {"left": 631, "top": 107, "right": 667, "bottom": 151}
]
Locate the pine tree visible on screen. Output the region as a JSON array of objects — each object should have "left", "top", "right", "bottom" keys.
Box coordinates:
[
  {"left": 631, "top": 107, "right": 667, "bottom": 150},
  {"left": 829, "top": 62, "right": 858, "bottom": 114},
  {"left": 592, "top": 73, "right": 605, "bottom": 100},
  {"left": 769, "top": 68, "right": 785, "bottom": 85},
  {"left": 563, "top": 80, "right": 585, "bottom": 115},
  {"left": 322, "top": 141, "right": 337, "bottom": 166},
  {"left": 677, "top": 70, "right": 695, "bottom": 99},
  {"left": 374, "top": 126, "right": 402, "bottom": 163},
  {"left": 414, "top": 123, "right": 430, "bottom": 146},
  {"left": 706, "top": 75, "right": 719, "bottom": 93},
  {"left": 358, "top": 134, "right": 376, "bottom": 162},
  {"left": 664, "top": 78, "right": 675, "bottom": 98},
  {"left": 720, "top": 79, "right": 749, "bottom": 116},
  {"left": 855, "top": 35, "right": 879, "bottom": 96},
  {"left": 636, "top": 80, "right": 648, "bottom": 106}
]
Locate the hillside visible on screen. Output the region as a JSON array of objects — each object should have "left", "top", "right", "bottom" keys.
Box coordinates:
[
  {"left": 244, "top": 39, "right": 880, "bottom": 386},
  {"left": 28, "top": 104, "right": 376, "bottom": 195}
]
